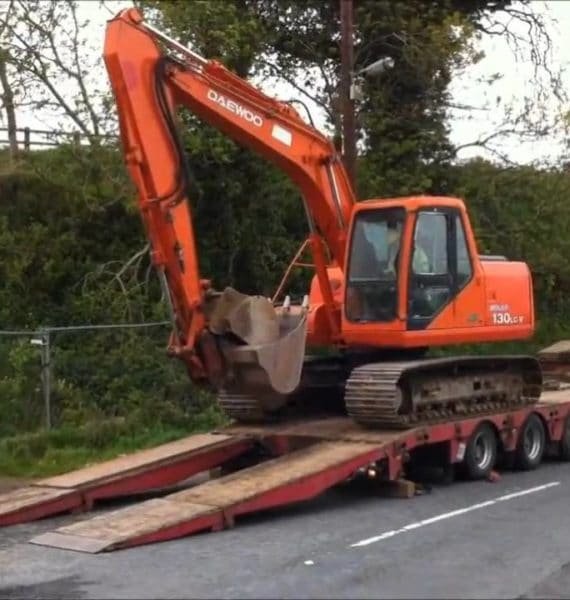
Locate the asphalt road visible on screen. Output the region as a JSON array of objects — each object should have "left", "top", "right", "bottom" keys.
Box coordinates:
[{"left": 1, "top": 460, "right": 570, "bottom": 599}]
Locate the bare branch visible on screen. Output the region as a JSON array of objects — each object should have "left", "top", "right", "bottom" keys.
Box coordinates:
[
  {"left": 258, "top": 58, "right": 335, "bottom": 123},
  {"left": 77, "top": 243, "right": 155, "bottom": 323},
  {"left": 0, "top": 0, "right": 15, "bottom": 35},
  {"left": 114, "top": 243, "right": 151, "bottom": 281},
  {"left": 0, "top": 0, "right": 113, "bottom": 142},
  {"left": 67, "top": 0, "right": 101, "bottom": 136}
]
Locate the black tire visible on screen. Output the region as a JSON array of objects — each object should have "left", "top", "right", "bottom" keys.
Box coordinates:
[
  {"left": 559, "top": 416, "right": 570, "bottom": 461},
  {"left": 463, "top": 422, "right": 498, "bottom": 480},
  {"left": 514, "top": 413, "right": 546, "bottom": 470}
]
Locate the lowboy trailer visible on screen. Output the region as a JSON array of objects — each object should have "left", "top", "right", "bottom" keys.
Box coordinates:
[{"left": 0, "top": 374, "right": 569, "bottom": 554}]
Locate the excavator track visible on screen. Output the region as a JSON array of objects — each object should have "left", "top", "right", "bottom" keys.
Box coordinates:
[
  {"left": 217, "top": 355, "right": 347, "bottom": 423},
  {"left": 217, "top": 390, "right": 268, "bottom": 423},
  {"left": 344, "top": 355, "right": 543, "bottom": 429},
  {"left": 218, "top": 355, "right": 543, "bottom": 430}
]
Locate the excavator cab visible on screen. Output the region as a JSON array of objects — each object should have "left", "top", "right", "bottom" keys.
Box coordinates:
[
  {"left": 345, "top": 197, "right": 470, "bottom": 329},
  {"left": 345, "top": 201, "right": 449, "bottom": 325},
  {"left": 343, "top": 196, "right": 534, "bottom": 347}
]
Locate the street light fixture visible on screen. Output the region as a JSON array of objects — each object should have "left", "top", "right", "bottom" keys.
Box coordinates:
[
  {"left": 357, "top": 56, "right": 395, "bottom": 78},
  {"left": 350, "top": 56, "right": 395, "bottom": 101}
]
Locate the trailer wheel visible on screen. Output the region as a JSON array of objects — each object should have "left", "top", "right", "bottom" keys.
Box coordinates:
[
  {"left": 463, "top": 422, "right": 497, "bottom": 480},
  {"left": 515, "top": 413, "right": 545, "bottom": 470},
  {"left": 559, "top": 416, "right": 570, "bottom": 461}
]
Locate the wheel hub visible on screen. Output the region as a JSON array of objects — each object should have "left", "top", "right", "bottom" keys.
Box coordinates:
[
  {"left": 473, "top": 432, "right": 493, "bottom": 470},
  {"left": 524, "top": 426, "right": 542, "bottom": 461}
]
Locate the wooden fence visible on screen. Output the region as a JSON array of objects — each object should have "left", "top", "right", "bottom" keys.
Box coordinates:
[{"left": 0, "top": 126, "right": 117, "bottom": 151}]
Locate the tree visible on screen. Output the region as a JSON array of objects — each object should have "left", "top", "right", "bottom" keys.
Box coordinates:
[
  {"left": 0, "top": 0, "right": 116, "bottom": 145},
  {"left": 0, "top": 2, "right": 18, "bottom": 158},
  {"left": 0, "top": 49, "right": 18, "bottom": 159},
  {"left": 138, "top": 1, "right": 564, "bottom": 194},
  {"left": 447, "top": 1, "right": 567, "bottom": 164}
]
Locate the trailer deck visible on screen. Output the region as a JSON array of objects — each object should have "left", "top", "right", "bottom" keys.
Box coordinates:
[{"left": 1, "top": 389, "right": 569, "bottom": 554}]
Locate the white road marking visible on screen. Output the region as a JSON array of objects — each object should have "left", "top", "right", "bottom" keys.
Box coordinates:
[
  {"left": 304, "top": 560, "right": 315, "bottom": 565},
  {"left": 350, "top": 481, "right": 560, "bottom": 548}
]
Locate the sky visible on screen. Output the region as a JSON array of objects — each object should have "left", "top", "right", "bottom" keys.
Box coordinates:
[
  {"left": 446, "top": 0, "right": 570, "bottom": 165},
  {"left": 5, "top": 0, "right": 570, "bottom": 166}
]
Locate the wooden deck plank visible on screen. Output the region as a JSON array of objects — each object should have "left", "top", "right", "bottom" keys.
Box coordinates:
[
  {"left": 539, "top": 389, "right": 570, "bottom": 406},
  {"left": 29, "top": 441, "right": 383, "bottom": 552},
  {"left": 0, "top": 485, "right": 74, "bottom": 515},
  {"left": 31, "top": 498, "right": 219, "bottom": 553},
  {"left": 223, "top": 416, "right": 411, "bottom": 444},
  {"left": 40, "top": 433, "right": 235, "bottom": 489},
  {"left": 171, "top": 441, "right": 378, "bottom": 507},
  {"left": 538, "top": 340, "right": 570, "bottom": 360}
]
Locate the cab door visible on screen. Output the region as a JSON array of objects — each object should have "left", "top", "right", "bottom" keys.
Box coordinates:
[{"left": 406, "top": 207, "right": 484, "bottom": 330}]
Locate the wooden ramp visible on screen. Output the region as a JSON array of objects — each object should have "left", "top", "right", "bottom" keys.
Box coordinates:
[
  {"left": 30, "top": 441, "right": 386, "bottom": 553},
  {"left": 0, "top": 433, "right": 252, "bottom": 527}
]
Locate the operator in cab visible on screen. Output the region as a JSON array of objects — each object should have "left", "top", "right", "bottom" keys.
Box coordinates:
[
  {"left": 346, "top": 212, "right": 431, "bottom": 322},
  {"left": 386, "top": 219, "right": 430, "bottom": 275}
]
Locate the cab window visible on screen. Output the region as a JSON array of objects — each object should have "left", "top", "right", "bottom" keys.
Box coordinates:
[
  {"left": 456, "top": 214, "right": 472, "bottom": 286},
  {"left": 413, "top": 212, "right": 447, "bottom": 274},
  {"left": 346, "top": 207, "right": 406, "bottom": 322}
]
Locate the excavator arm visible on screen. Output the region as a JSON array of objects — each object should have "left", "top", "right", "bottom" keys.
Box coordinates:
[{"left": 103, "top": 7, "right": 355, "bottom": 396}]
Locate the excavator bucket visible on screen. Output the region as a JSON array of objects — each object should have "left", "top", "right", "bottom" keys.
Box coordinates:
[
  {"left": 208, "top": 287, "right": 281, "bottom": 346},
  {"left": 206, "top": 288, "right": 308, "bottom": 419}
]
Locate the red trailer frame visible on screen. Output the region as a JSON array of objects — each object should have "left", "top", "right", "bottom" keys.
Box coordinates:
[{"left": 1, "top": 389, "right": 568, "bottom": 553}]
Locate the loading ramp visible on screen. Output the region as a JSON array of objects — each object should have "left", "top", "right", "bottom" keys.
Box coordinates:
[
  {"left": 0, "top": 433, "right": 251, "bottom": 527},
  {"left": 30, "top": 441, "right": 385, "bottom": 553}
]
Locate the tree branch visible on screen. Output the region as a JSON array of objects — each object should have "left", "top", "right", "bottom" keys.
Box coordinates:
[
  {"left": 0, "top": 0, "right": 112, "bottom": 143},
  {"left": 258, "top": 57, "right": 335, "bottom": 123}
]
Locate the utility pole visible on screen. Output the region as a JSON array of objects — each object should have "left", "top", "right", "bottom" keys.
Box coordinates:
[{"left": 340, "top": 0, "right": 356, "bottom": 189}]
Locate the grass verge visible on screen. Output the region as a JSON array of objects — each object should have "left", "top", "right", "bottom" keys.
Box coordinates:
[{"left": 0, "top": 406, "right": 228, "bottom": 479}]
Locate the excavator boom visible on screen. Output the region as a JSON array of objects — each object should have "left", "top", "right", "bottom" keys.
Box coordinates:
[{"left": 103, "top": 8, "right": 355, "bottom": 409}]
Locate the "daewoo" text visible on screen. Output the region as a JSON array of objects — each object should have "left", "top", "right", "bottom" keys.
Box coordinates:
[{"left": 207, "top": 89, "right": 263, "bottom": 127}]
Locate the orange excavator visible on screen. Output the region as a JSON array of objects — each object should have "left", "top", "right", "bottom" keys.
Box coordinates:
[{"left": 103, "top": 8, "right": 542, "bottom": 428}]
